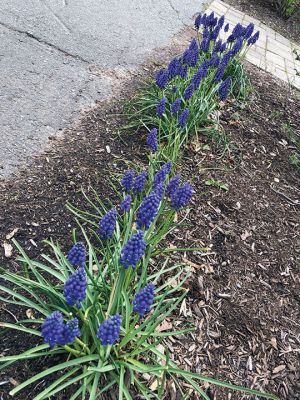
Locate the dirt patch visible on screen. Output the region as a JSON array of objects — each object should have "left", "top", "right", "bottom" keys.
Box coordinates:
[{"left": 226, "top": 0, "right": 300, "bottom": 45}]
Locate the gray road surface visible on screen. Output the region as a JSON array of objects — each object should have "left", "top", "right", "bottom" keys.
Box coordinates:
[{"left": 0, "top": 0, "right": 204, "bottom": 178}]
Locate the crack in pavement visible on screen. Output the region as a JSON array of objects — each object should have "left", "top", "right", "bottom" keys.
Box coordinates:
[
  {"left": 166, "top": 0, "right": 189, "bottom": 27},
  {"left": 0, "top": 21, "right": 89, "bottom": 63}
]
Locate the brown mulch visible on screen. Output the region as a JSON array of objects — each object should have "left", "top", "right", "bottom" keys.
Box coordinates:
[
  {"left": 163, "top": 62, "right": 300, "bottom": 399},
  {"left": 0, "top": 42, "right": 299, "bottom": 400},
  {"left": 225, "top": 0, "right": 300, "bottom": 45}
]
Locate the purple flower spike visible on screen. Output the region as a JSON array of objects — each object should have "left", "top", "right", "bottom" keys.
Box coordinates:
[
  {"left": 67, "top": 242, "right": 86, "bottom": 268},
  {"left": 136, "top": 191, "right": 161, "bottom": 230},
  {"left": 167, "top": 175, "right": 181, "bottom": 197},
  {"left": 183, "top": 84, "right": 194, "bottom": 100},
  {"left": 120, "top": 231, "right": 147, "bottom": 269},
  {"left": 97, "top": 315, "right": 122, "bottom": 346},
  {"left": 121, "top": 170, "right": 135, "bottom": 193},
  {"left": 178, "top": 109, "right": 190, "bottom": 129},
  {"left": 194, "top": 13, "right": 202, "bottom": 30},
  {"left": 147, "top": 128, "right": 158, "bottom": 153},
  {"left": 41, "top": 312, "right": 80, "bottom": 348},
  {"left": 218, "top": 77, "right": 231, "bottom": 101},
  {"left": 156, "top": 69, "right": 169, "bottom": 89},
  {"left": 157, "top": 98, "right": 167, "bottom": 118},
  {"left": 98, "top": 208, "right": 117, "bottom": 240},
  {"left": 171, "top": 98, "right": 181, "bottom": 114},
  {"left": 171, "top": 182, "right": 193, "bottom": 210},
  {"left": 120, "top": 195, "right": 132, "bottom": 213},
  {"left": 133, "top": 283, "right": 155, "bottom": 318},
  {"left": 64, "top": 267, "right": 87, "bottom": 308},
  {"left": 133, "top": 171, "right": 148, "bottom": 194}
]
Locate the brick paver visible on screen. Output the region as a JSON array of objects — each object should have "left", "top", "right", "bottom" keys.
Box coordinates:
[{"left": 206, "top": 0, "right": 300, "bottom": 90}]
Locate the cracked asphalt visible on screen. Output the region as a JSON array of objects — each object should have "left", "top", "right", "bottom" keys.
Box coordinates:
[{"left": 0, "top": 0, "right": 205, "bottom": 178}]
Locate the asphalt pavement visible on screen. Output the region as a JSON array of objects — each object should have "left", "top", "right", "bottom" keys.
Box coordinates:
[{"left": 0, "top": 0, "right": 205, "bottom": 177}]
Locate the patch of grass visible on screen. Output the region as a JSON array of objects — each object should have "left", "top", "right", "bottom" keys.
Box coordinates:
[
  {"left": 205, "top": 178, "right": 229, "bottom": 191},
  {"left": 289, "top": 151, "right": 300, "bottom": 168}
]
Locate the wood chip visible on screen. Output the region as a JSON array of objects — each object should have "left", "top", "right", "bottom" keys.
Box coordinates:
[
  {"left": 272, "top": 365, "right": 286, "bottom": 374},
  {"left": 5, "top": 228, "right": 19, "bottom": 240},
  {"left": 3, "top": 242, "right": 13, "bottom": 258}
]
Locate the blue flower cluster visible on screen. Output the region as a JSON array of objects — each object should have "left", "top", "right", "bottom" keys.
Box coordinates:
[
  {"left": 41, "top": 311, "right": 80, "bottom": 348},
  {"left": 63, "top": 267, "right": 87, "bottom": 308},
  {"left": 133, "top": 283, "right": 155, "bottom": 318},
  {"left": 153, "top": 161, "right": 172, "bottom": 188},
  {"left": 121, "top": 170, "right": 135, "bottom": 193},
  {"left": 120, "top": 195, "right": 132, "bottom": 213},
  {"left": 120, "top": 231, "right": 147, "bottom": 269},
  {"left": 136, "top": 191, "right": 161, "bottom": 230},
  {"left": 67, "top": 242, "right": 86, "bottom": 267},
  {"left": 98, "top": 208, "right": 117, "bottom": 240},
  {"left": 171, "top": 182, "right": 193, "bottom": 210},
  {"left": 121, "top": 169, "right": 148, "bottom": 195},
  {"left": 218, "top": 77, "right": 232, "bottom": 101},
  {"left": 96, "top": 314, "right": 122, "bottom": 346},
  {"left": 133, "top": 171, "right": 148, "bottom": 194},
  {"left": 152, "top": 11, "right": 259, "bottom": 128},
  {"left": 147, "top": 128, "right": 158, "bottom": 153}
]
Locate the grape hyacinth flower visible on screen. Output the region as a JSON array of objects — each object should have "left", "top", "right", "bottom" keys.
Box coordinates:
[
  {"left": 64, "top": 267, "right": 87, "bottom": 308},
  {"left": 121, "top": 170, "right": 135, "bottom": 193},
  {"left": 136, "top": 191, "right": 161, "bottom": 229},
  {"left": 192, "top": 60, "right": 209, "bottom": 89},
  {"left": 183, "top": 39, "right": 199, "bottom": 67},
  {"left": 133, "top": 283, "right": 155, "bottom": 318},
  {"left": 120, "top": 231, "right": 147, "bottom": 269},
  {"left": 168, "top": 58, "right": 181, "bottom": 79},
  {"left": 209, "top": 53, "right": 220, "bottom": 67},
  {"left": 180, "top": 65, "right": 188, "bottom": 79},
  {"left": 153, "top": 161, "right": 172, "bottom": 187},
  {"left": 224, "top": 23, "right": 229, "bottom": 32},
  {"left": 156, "top": 98, "right": 166, "bottom": 118},
  {"left": 231, "top": 37, "right": 243, "bottom": 56},
  {"left": 41, "top": 311, "right": 65, "bottom": 348},
  {"left": 156, "top": 69, "right": 169, "bottom": 89},
  {"left": 120, "top": 195, "right": 132, "bottom": 213},
  {"left": 146, "top": 128, "right": 158, "bottom": 153},
  {"left": 218, "top": 77, "right": 231, "bottom": 101},
  {"left": 194, "top": 13, "right": 202, "bottom": 30},
  {"left": 200, "top": 37, "right": 210, "bottom": 53},
  {"left": 97, "top": 315, "right": 122, "bottom": 346},
  {"left": 41, "top": 311, "right": 80, "bottom": 348},
  {"left": 244, "top": 23, "right": 254, "bottom": 39},
  {"left": 171, "top": 98, "right": 181, "bottom": 114},
  {"left": 154, "top": 182, "right": 165, "bottom": 200},
  {"left": 201, "top": 13, "right": 207, "bottom": 27},
  {"left": 98, "top": 208, "right": 117, "bottom": 240},
  {"left": 183, "top": 84, "right": 194, "bottom": 100},
  {"left": 213, "top": 64, "right": 226, "bottom": 83},
  {"left": 167, "top": 175, "right": 181, "bottom": 197},
  {"left": 64, "top": 318, "right": 81, "bottom": 344},
  {"left": 178, "top": 108, "right": 190, "bottom": 129},
  {"left": 217, "top": 15, "right": 225, "bottom": 28},
  {"left": 171, "top": 86, "right": 177, "bottom": 93},
  {"left": 133, "top": 171, "right": 148, "bottom": 194},
  {"left": 171, "top": 182, "right": 193, "bottom": 210},
  {"left": 203, "top": 27, "right": 210, "bottom": 39},
  {"left": 207, "top": 11, "right": 216, "bottom": 27},
  {"left": 214, "top": 39, "right": 224, "bottom": 53},
  {"left": 248, "top": 31, "right": 260, "bottom": 45},
  {"left": 67, "top": 242, "right": 86, "bottom": 267},
  {"left": 211, "top": 25, "right": 221, "bottom": 41}
]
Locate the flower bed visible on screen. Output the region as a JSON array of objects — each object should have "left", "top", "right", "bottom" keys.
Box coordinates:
[{"left": 0, "top": 10, "right": 279, "bottom": 400}]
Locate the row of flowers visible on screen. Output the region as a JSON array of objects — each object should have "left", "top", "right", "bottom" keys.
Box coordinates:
[{"left": 1, "top": 10, "right": 278, "bottom": 400}]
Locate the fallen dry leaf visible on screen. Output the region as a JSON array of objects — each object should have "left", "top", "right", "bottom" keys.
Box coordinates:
[
  {"left": 3, "top": 242, "right": 13, "bottom": 258},
  {"left": 5, "top": 228, "right": 19, "bottom": 240},
  {"left": 156, "top": 319, "right": 172, "bottom": 332},
  {"left": 241, "top": 230, "right": 252, "bottom": 241},
  {"left": 26, "top": 309, "right": 35, "bottom": 319},
  {"left": 272, "top": 365, "right": 286, "bottom": 374}
]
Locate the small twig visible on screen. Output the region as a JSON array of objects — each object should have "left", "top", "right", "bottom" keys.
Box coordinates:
[{"left": 270, "top": 184, "right": 300, "bottom": 207}]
